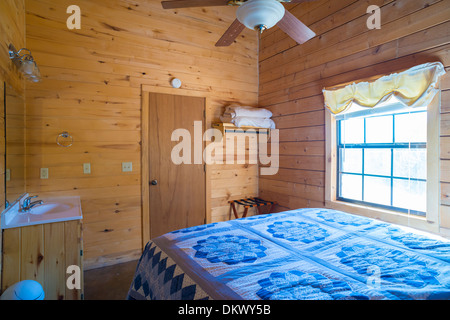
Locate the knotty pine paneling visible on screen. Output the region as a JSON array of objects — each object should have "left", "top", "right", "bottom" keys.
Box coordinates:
[
  {"left": 0, "top": 0, "right": 26, "bottom": 209},
  {"left": 259, "top": 0, "right": 450, "bottom": 235},
  {"left": 25, "top": 0, "right": 258, "bottom": 268},
  {"left": 0, "top": 0, "right": 26, "bottom": 291},
  {"left": 0, "top": 0, "right": 26, "bottom": 94}
]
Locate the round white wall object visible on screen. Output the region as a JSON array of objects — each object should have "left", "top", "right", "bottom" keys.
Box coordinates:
[{"left": 171, "top": 78, "right": 182, "bottom": 89}]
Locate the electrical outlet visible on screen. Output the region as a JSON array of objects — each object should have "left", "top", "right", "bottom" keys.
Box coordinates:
[
  {"left": 122, "top": 162, "right": 133, "bottom": 172},
  {"left": 40, "top": 168, "right": 49, "bottom": 179},
  {"left": 83, "top": 163, "right": 91, "bottom": 174}
]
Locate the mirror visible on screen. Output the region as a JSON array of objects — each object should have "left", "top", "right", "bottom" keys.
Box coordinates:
[{"left": 4, "top": 82, "right": 26, "bottom": 209}]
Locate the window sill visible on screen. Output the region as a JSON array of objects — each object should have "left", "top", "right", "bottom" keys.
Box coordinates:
[{"left": 324, "top": 199, "right": 437, "bottom": 232}]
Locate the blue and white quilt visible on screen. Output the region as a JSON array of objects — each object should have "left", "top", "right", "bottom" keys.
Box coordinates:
[{"left": 127, "top": 208, "right": 450, "bottom": 300}]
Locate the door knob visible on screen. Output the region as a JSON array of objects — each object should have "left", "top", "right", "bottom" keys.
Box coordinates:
[{"left": 150, "top": 180, "right": 158, "bottom": 186}]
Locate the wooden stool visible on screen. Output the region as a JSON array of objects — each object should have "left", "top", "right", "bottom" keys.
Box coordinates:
[{"left": 229, "top": 197, "right": 277, "bottom": 219}]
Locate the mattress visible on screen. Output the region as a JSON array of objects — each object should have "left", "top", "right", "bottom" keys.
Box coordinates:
[{"left": 127, "top": 208, "right": 450, "bottom": 300}]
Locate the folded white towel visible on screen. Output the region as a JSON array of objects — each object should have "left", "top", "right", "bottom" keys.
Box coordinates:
[
  {"left": 231, "top": 116, "right": 276, "bottom": 129},
  {"left": 225, "top": 105, "right": 272, "bottom": 119}
]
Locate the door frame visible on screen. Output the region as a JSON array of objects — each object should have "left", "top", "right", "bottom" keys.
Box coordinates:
[{"left": 140, "top": 85, "right": 211, "bottom": 248}]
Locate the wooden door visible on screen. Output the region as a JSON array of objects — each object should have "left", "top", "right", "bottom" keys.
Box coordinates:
[{"left": 148, "top": 93, "right": 206, "bottom": 238}]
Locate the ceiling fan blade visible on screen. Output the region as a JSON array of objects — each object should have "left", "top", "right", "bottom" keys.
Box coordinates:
[
  {"left": 161, "top": 0, "right": 229, "bottom": 9},
  {"left": 215, "top": 19, "right": 245, "bottom": 47},
  {"left": 276, "top": 10, "right": 316, "bottom": 44}
]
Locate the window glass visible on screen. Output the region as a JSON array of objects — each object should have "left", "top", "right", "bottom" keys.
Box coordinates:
[
  {"left": 364, "top": 148, "right": 391, "bottom": 176},
  {"left": 340, "top": 118, "right": 364, "bottom": 144},
  {"left": 395, "top": 112, "right": 427, "bottom": 143},
  {"left": 393, "top": 149, "right": 426, "bottom": 180},
  {"left": 365, "top": 115, "right": 393, "bottom": 143},
  {"left": 340, "top": 173, "right": 362, "bottom": 201},
  {"left": 393, "top": 179, "right": 426, "bottom": 213},
  {"left": 364, "top": 176, "right": 391, "bottom": 206},
  {"left": 339, "top": 149, "right": 362, "bottom": 174}
]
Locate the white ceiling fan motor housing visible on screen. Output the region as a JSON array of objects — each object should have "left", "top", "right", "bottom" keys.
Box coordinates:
[{"left": 236, "top": 0, "right": 285, "bottom": 32}]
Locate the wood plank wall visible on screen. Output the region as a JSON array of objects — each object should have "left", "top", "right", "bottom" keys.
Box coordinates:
[
  {"left": 0, "top": 0, "right": 26, "bottom": 290},
  {"left": 25, "top": 0, "right": 258, "bottom": 268},
  {"left": 0, "top": 0, "right": 26, "bottom": 209},
  {"left": 258, "top": 0, "right": 450, "bottom": 235},
  {"left": 0, "top": 0, "right": 26, "bottom": 95}
]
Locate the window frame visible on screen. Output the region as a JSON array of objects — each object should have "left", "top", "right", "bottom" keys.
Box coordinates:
[
  {"left": 325, "top": 88, "right": 440, "bottom": 234},
  {"left": 335, "top": 110, "right": 427, "bottom": 216}
]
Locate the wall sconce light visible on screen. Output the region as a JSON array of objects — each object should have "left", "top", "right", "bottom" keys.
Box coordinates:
[{"left": 8, "top": 44, "right": 41, "bottom": 83}]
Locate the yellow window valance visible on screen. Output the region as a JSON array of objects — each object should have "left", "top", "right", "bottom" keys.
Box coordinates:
[{"left": 323, "top": 62, "right": 446, "bottom": 114}]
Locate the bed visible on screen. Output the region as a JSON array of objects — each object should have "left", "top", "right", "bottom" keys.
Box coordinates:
[{"left": 127, "top": 208, "right": 450, "bottom": 300}]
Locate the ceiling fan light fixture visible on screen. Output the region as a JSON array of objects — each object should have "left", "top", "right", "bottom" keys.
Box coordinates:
[{"left": 236, "top": 0, "right": 285, "bottom": 33}]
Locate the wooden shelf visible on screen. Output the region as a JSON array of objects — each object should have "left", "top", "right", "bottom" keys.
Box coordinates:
[{"left": 212, "top": 122, "right": 271, "bottom": 138}]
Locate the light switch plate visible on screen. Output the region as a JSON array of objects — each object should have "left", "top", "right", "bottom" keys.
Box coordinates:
[
  {"left": 40, "top": 168, "right": 49, "bottom": 179},
  {"left": 122, "top": 162, "right": 133, "bottom": 172},
  {"left": 83, "top": 163, "right": 91, "bottom": 174}
]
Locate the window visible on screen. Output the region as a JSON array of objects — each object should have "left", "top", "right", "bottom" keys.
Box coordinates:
[
  {"left": 323, "top": 62, "right": 445, "bottom": 233},
  {"left": 336, "top": 108, "right": 427, "bottom": 216}
]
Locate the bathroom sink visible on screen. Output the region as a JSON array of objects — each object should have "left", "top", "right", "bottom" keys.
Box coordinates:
[
  {"left": 1, "top": 195, "right": 82, "bottom": 229},
  {"left": 28, "top": 203, "right": 73, "bottom": 215}
]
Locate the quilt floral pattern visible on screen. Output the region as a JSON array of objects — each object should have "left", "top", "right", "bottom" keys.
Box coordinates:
[
  {"left": 193, "top": 235, "right": 267, "bottom": 265},
  {"left": 257, "top": 271, "right": 369, "bottom": 300},
  {"left": 267, "top": 220, "right": 330, "bottom": 243}
]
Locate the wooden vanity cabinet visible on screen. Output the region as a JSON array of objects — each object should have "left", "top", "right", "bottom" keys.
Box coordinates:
[{"left": 1, "top": 220, "right": 83, "bottom": 300}]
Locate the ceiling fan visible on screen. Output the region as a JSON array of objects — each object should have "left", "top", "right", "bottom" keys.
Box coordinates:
[{"left": 161, "top": 0, "right": 317, "bottom": 47}]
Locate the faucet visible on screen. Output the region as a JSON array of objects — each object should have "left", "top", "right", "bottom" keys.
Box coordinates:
[{"left": 21, "top": 195, "right": 44, "bottom": 212}]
